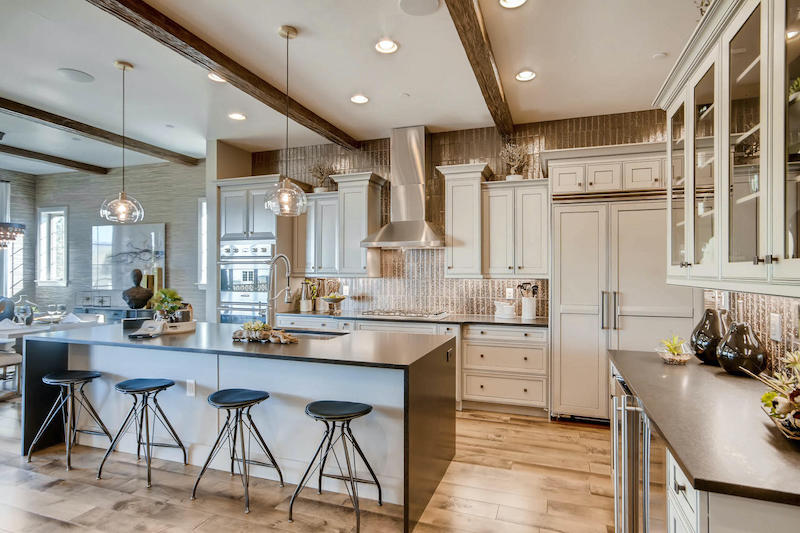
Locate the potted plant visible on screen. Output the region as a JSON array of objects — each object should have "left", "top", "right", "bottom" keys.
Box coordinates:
[
  {"left": 656, "top": 335, "right": 693, "bottom": 365},
  {"left": 299, "top": 279, "right": 317, "bottom": 312},
  {"left": 309, "top": 161, "right": 337, "bottom": 193},
  {"left": 499, "top": 143, "right": 528, "bottom": 181},
  {"left": 744, "top": 351, "right": 800, "bottom": 440},
  {"left": 150, "top": 288, "right": 186, "bottom": 323}
]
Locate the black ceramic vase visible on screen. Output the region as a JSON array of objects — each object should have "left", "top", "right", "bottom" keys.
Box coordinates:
[
  {"left": 690, "top": 309, "right": 729, "bottom": 365},
  {"left": 716, "top": 322, "right": 767, "bottom": 376}
]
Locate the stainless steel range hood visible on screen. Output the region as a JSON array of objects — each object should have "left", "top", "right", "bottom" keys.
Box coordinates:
[{"left": 361, "top": 126, "right": 444, "bottom": 248}]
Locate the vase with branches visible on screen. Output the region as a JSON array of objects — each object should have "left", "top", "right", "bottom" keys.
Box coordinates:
[
  {"left": 308, "top": 161, "right": 337, "bottom": 192},
  {"left": 499, "top": 143, "right": 528, "bottom": 181}
]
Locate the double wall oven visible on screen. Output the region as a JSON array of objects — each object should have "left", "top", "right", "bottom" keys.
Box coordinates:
[{"left": 217, "top": 241, "right": 274, "bottom": 324}]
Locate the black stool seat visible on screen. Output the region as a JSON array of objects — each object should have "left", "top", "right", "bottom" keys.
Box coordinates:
[
  {"left": 208, "top": 388, "right": 269, "bottom": 408},
  {"left": 305, "top": 400, "right": 372, "bottom": 421},
  {"left": 42, "top": 370, "right": 102, "bottom": 385},
  {"left": 115, "top": 378, "right": 174, "bottom": 393}
]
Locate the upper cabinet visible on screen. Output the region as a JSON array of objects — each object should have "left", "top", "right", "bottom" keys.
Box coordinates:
[
  {"left": 292, "top": 192, "right": 339, "bottom": 276},
  {"left": 218, "top": 177, "right": 279, "bottom": 241},
  {"left": 439, "top": 164, "right": 488, "bottom": 278},
  {"left": 333, "top": 172, "right": 385, "bottom": 276},
  {"left": 549, "top": 153, "right": 665, "bottom": 195},
  {"left": 656, "top": 0, "right": 800, "bottom": 296},
  {"left": 482, "top": 181, "right": 549, "bottom": 278}
]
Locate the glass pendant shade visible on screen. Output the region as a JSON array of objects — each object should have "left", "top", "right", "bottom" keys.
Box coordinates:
[
  {"left": 99, "top": 191, "right": 144, "bottom": 223},
  {"left": 0, "top": 222, "right": 24, "bottom": 248},
  {"left": 266, "top": 178, "right": 308, "bottom": 216}
]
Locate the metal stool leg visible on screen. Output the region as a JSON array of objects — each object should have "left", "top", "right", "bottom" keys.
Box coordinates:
[
  {"left": 97, "top": 396, "right": 139, "bottom": 479},
  {"left": 229, "top": 408, "right": 237, "bottom": 476},
  {"left": 152, "top": 392, "right": 188, "bottom": 465},
  {"left": 245, "top": 407, "right": 284, "bottom": 487},
  {"left": 26, "top": 389, "right": 69, "bottom": 463},
  {"left": 65, "top": 384, "right": 74, "bottom": 471},
  {"left": 78, "top": 384, "right": 112, "bottom": 442},
  {"left": 143, "top": 393, "right": 152, "bottom": 488},
  {"left": 347, "top": 421, "right": 383, "bottom": 506},
  {"left": 191, "top": 411, "right": 231, "bottom": 500},
  {"left": 237, "top": 409, "right": 250, "bottom": 514},
  {"left": 135, "top": 395, "right": 145, "bottom": 461},
  {"left": 317, "top": 420, "right": 334, "bottom": 494},
  {"left": 340, "top": 422, "right": 360, "bottom": 532},
  {"left": 288, "top": 424, "right": 331, "bottom": 523}
]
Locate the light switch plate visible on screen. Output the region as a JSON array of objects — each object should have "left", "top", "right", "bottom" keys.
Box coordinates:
[
  {"left": 186, "top": 379, "right": 196, "bottom": 397},
  {"left": 770, "top": 313, "right": 782, "bottom": 342},
  {"left": 342, "top": 285, "right": 350, "bottom": 296},
  {"left": 505, "top": 287, "right": 515, "bottom": 299}
]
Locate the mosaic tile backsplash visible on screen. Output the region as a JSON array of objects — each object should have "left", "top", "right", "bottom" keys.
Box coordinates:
[
  {"left": 314, "top": 249, "right": 548, "bottom": 317},
  {"left": 705, "top": 290, "right": 800, "bottom": 374}
]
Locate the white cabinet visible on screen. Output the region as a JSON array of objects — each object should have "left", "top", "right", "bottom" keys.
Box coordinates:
[
  {"left": 292, "top": 192, "right": 339, "bottom": 276},
  {"left": 548, "top": 153, "right": 667, "bottom": 195},
  {"left": 439, "top": 163, "right": 487, "bottom": 278},
  {"left": 551, "top": 165, "right": 585, "bottom": 194},
  {"left": 333, "top": 172, "right": 385, "bottom": 276},
  {"left": 623, "top": 159, "right": 663, "bottom": 190},
  {"left": 219, "top": 179, "right": 279, "bottom": 241},
  {"left": 587, "top": 162, "right": 622, "bottom": 191},
  {"left": 482, "top": 181, "right": 549, "bottom": 278}
]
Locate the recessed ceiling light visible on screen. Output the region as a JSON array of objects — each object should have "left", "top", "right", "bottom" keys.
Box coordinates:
[
  {"left": 350, "top": 94, "right": 369, "bottom": 104},
  {"left": 228, "top": 112, "right": 247, "bottom": 120},
  {"left": 651, "top": 52, "right": 668, "bottom": 60},
  {"left": 208, "top": 72, "right": 227, "bottom": 83},
  {"left": 375, "top": 39, "right": 399, "bottom": 54},
  {"left": 515, "top": 69, "right": 536, "bottom": 82},
  {"left": 57, "top": 68, "right": 95, "bottom": 83},
  {"left": 499, "top": 0, "right": 527, "bottom": 8},
  {"left": 788, "top": 30, "right": 799, "bottom": 39}
]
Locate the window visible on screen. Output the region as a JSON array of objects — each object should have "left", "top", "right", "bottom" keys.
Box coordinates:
[
  {"left": 197, "top": 198, "right": 207, "bottom": 288},
  {"left": 37, "top": 207, "right": 68, "bottom": 286},
  {"left": 4, "top": 235, "right": 24, "bottom": 297},
  {"left": 241, "top": 271, "right": 254, "bottom": 282}
]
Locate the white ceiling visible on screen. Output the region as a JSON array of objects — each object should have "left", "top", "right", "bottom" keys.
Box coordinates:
[
  {"left": 0, "top": 0, "right": 701, "bottom": 175},
  {"left": 480, "top": 0, "right": 700, "bottom": 123}
]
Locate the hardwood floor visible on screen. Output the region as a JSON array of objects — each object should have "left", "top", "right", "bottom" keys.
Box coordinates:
[{"left": 0, "top": 399, "right": 614, "bottom": 532}]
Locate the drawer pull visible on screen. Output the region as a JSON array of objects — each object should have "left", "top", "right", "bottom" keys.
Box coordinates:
[
  {"left": 480, "top": 330, "right": 486, "bottom": 335},
  {"left": 523, "top": 333, "right": 528, "bottom": 337},
  {"left": 480, "top": 384, "right": 484, "bottom": 389},
  {"left": 523, "top": 357, "right": 528, "bottom": 361},
  {"left": 523, "top": 388, "right": 528, "bottom": 393},
  {"left": 480, "top": 354, "right": 484, "bottom": 358},
  {"left": 674, "top": 480, "right": 686, "bottom": 494},
  {"left": 508, "top": 266, "right": 513, "bottom": 270}
]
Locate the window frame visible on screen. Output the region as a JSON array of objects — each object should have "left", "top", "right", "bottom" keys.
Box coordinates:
[{"left": 36, "top": 206, "right": 69, "bottom": 287}]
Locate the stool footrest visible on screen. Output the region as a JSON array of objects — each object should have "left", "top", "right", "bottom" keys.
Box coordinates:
[
  {"left": 136, "top": 441, "right": 184, "bottom": 450},
  {"left": 321, "top": 472, "right": 377, "bottom": 486},
  {"left": 76, "top": 429, "right": 108, "bottom": 437},
  {"left": 233, "top": 457, "right": 280, "bottom": 470}
]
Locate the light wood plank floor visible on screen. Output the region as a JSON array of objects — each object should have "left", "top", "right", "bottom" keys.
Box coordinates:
[{"left": 0, "top": 399, "right": 614, "bottom": 532}]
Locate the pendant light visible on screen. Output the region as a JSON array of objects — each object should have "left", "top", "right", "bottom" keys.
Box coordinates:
[
  {"left": 100, "top": 60, "right": 144, "bottom": 224},
  {"left": 266, "top": 25, "right": 308, "bottom": 217},
  {"left": 0, "top": 181, "right": 23, "bottom": 248}
]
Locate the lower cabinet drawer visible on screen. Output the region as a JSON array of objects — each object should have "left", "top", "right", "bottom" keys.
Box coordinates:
[
  {"left": 667, "top": 450, "right": 697, "bottom": 526},
  {"left": 463, "top": 325, "right": 547, "bottom": 342},
  {"left": 667, "top": 493, "right": 695, "bottom": 533},
  {"left": 463, "top": 373, "right": 546, "bottom": 407},
  {"left": 275, "top": 316, "right": 340, "bottom": 331},
  {"left": 464, "top": 343, "right": 546, "bottom": 374}
]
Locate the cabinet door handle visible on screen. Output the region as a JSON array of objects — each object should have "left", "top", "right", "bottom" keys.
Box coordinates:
[
  {"left": 588, "top": 181, "right": 594, "bottom": 186},
  {"left": 508, "top": 266, "right": 513, "bottom": 270},
  {"left": 480, "top": 330, "right": 486, "bottom": 335},
  {"left": 753, "top": 256, "right": 765, "bottom": 265},
  {"left": 766, "top": 254, "right": 779, "bottom": 264},
  {"left": 523, "top": 356, "right": 528, "bottom": 361},
  {"left": 523, "top": 332, "right": 528, "bottom": 337},
  {"left": 600, "top": 291, "right": 609, "bottom": 330},
  {"left": 447, "top": 266, "right": 453, "bottom": 270},
  {"left": 613, "top": 291, "right": 619, "bottom": 330},
  {"left": 523, "top": 388, "right": 528, "bottom": 393},
  {"left": 673, "top": 480, "right": 686, "bottom": 494},
  {"left": 480, "top": 354, "right": 484, "bottom": 358},
  {"left": 480, "top": 384, "right": 484, "bottom": 389}
]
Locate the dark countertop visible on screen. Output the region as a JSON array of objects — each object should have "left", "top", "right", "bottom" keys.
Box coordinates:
[
  {"left": 24, "top": 323, "right": 454, "bottom": 370},
  {"left": 610, "top": 350, "right": 800, "bottom": 506},
  {"left": 277, "top": 311, "right": 549, "bottom": 327}
]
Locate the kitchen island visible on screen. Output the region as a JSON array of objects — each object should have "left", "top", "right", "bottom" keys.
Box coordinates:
[
  {"left": 610, "top": 350, "right": 800, "bottom": 532},
  {"left": 22, "top": 323, "right": 456, "bottom": 532}
]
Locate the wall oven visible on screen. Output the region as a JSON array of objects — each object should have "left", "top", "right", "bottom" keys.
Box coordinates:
[
  {"left": 217, "top": 241, "right": 274, "bottom": 324},
  {"left": 611, "top": 362, "right": 667, "bottom": 533}
]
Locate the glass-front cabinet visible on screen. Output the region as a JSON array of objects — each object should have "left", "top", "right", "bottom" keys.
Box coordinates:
[
  {"left": 667, "top": 102, "right": 687, "bottom": 278},
  {"left": 721, "top": 0, "right": 768, "bottom": 279},
  {"left": 659, "top": 0, "right": 800, "bottom": 296}
]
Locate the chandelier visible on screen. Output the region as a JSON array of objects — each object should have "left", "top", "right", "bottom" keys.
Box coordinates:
[
  {"left": 100, "top": 61, "right": 144, "bottom": 223},
  {"left": 265, "top": 25, "right": 308, "bottom": 217}
]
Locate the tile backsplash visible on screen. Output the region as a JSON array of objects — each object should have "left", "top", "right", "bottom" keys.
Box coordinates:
[
  {"left": 705, "top": 290, "right": 800, "bottom": 374},
  {"left": 314, "top": 249, "right": 548, "bottom": 317}
]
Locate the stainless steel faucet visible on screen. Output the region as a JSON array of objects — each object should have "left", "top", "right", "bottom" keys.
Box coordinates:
[{"left": 262, "top": 253, "right": 292, "bottom": 326}]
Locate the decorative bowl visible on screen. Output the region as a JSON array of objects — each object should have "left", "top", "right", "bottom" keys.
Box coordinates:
[
  {"left": 655, "top": 348, "right": 692, "bottom": 365},
  {"left": 322, "top": 295, "right": 346, "bottom": 305},
  {"left": 761, "top": 406, "right": 800, "bottom": 441}
]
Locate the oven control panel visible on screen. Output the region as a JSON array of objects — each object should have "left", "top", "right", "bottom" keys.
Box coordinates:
[{"left": 220, "top": 241, "right": 275, "bottom": 260}]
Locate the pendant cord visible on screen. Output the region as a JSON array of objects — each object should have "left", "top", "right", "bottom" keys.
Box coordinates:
[
  {"left": 284, "top": 32, "right": 289, "bottom": 182},
  {"left": 121, "top": 65, "right": 126, "bottom": 194}
]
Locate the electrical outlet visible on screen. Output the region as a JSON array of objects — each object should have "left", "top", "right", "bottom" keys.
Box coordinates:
[
  {"left": 505, "top": 287, "right": 515, "bottom": 299},
  {"left": 770, "top": 313, "right": 782, "bottom": 342},
  {"left": 186, "top": 379, "right": 196, "bottom": 397},
  {"left": 342, "top": 285, "right": 350, "bottom": 296}
]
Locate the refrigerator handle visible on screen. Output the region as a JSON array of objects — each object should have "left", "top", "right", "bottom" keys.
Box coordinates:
[
  {"left": 613, "top": 291, "right": 619, "bottom": 330},
  {"left": 619, "top": 394, "right": 628, "bottom": 533},
  {"left": 601, "top": 291, "right": 609, "bottom": 330},
  {"left": 642, "top": 406, "right": 652, "bottom": 533}
]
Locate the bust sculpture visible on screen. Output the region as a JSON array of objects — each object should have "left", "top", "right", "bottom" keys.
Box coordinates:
[{"left": 122, "top": 269, "right": 153, "bottom": 309}]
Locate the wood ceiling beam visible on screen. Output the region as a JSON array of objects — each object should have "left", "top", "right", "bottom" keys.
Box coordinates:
[
  {"left": 444, "top": 0, "right": 514, "bottom": 137},
  {"left": 0, "top": 97, "right": 200, "bottom": 166},
  {"left": 0, "top": 144, "right": 110, "bottom": 175},
  {"left": 85, "top": 0, "right": 361, "bottom": 151}
]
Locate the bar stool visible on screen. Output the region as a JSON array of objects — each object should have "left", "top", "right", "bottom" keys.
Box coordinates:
[
  {"left": 26, "top": 370, "right": 112, "bottom": 471},
  {"left": 191, "top": 388, "right": 284, "bottom": 513},
  {"left": 288, "top": 400, "right": 382, "bottom": 532},
  {"left": 97, "top": 378, "right": 187, "bottom": 488}
]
